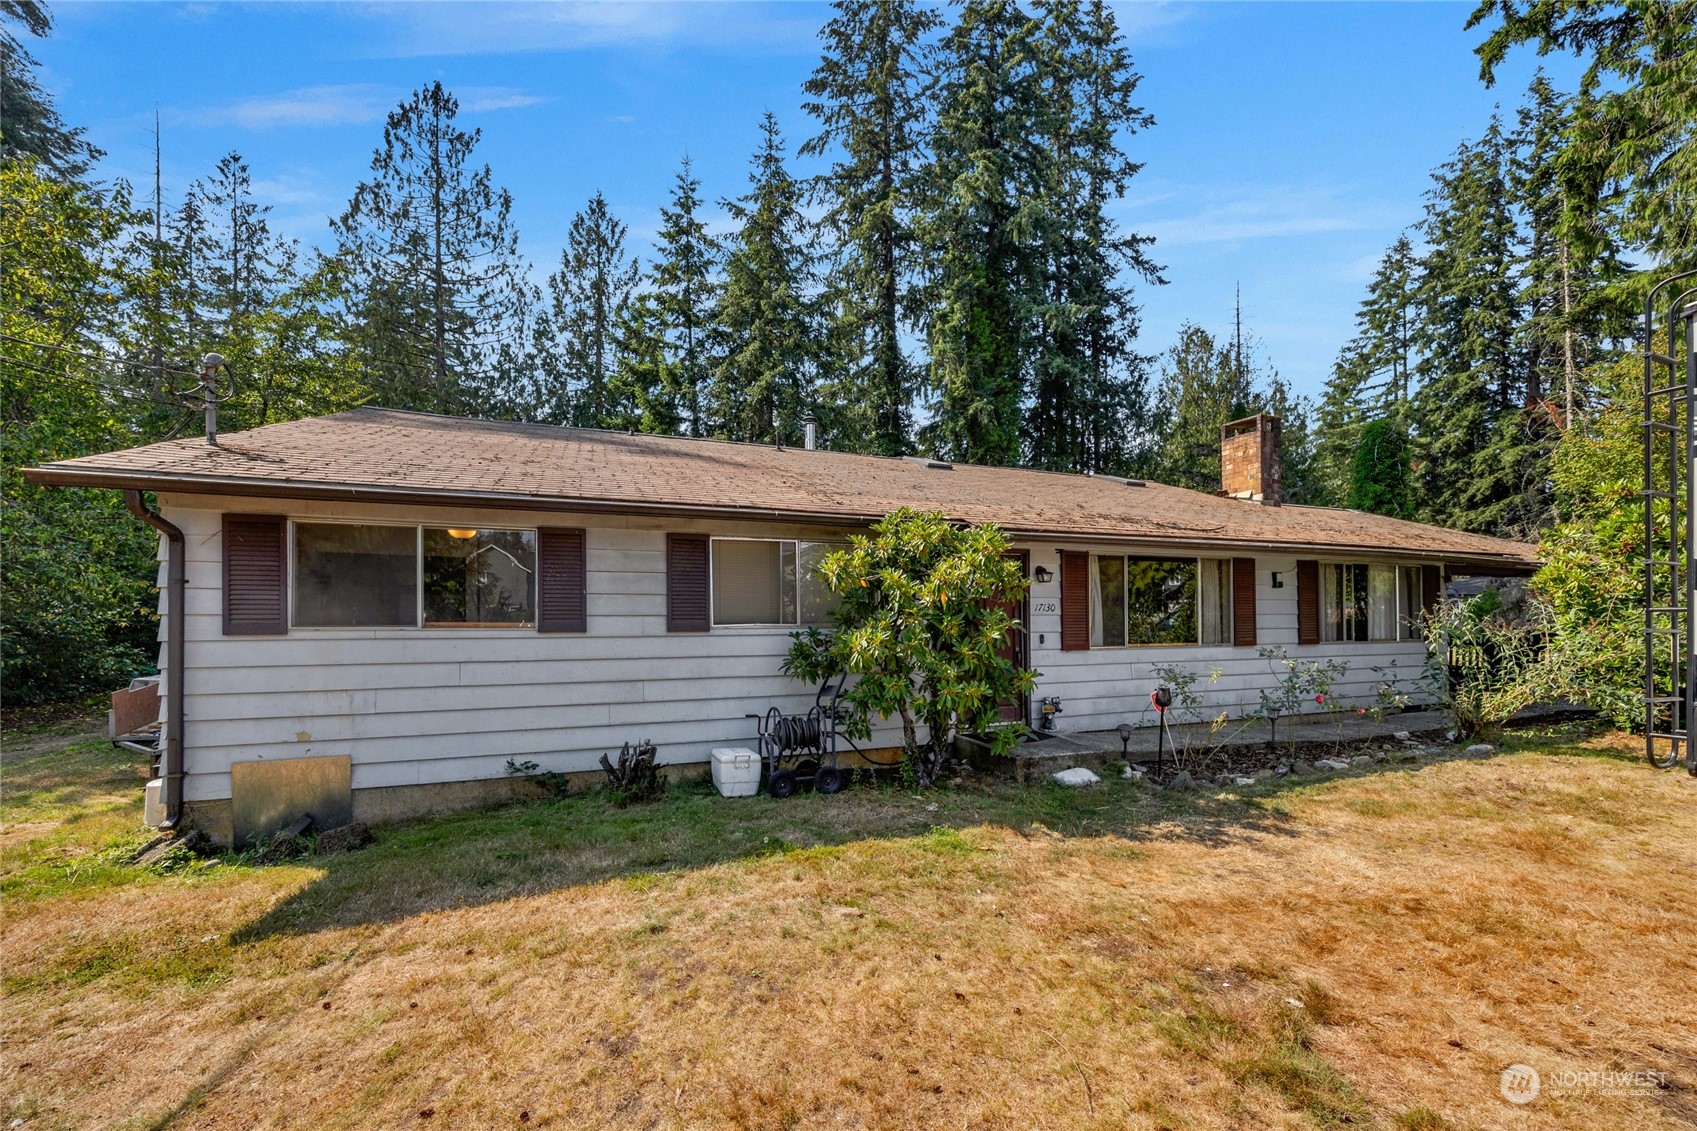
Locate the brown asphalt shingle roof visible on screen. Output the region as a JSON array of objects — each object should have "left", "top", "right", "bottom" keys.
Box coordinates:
[{"left": 25, "top": 407, "right": 1538, "bottom": 571}]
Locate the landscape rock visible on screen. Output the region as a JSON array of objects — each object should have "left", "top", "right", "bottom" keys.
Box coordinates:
[
  {"left": 1051, "top": 767, "right": 1101, "bottom": 787},
  {"left": 314, "top": 822, "right": 375, "bottom": 856},
  {"left": 1351, "top": 755, "right": 1373, "bottom": 766},
  {"left": 1121, "top": 764, "right": 1144, "bottom": 781},
  {"left": 1252, "top": 768, "right": 1275, "bottom": 780},
  {"left": 1386, "top": 748, "right": 1421, "bottom": 763},
  {"left": 1167, "top": 770, "right": 1196, "bottom": 791},
  {"left": 1393, "top": 730, "right": 1414, "bottom": 742},
  {"left": 1463, "top": 743, "right": 1495, "bottom": 757},
  {"left": 1290, "top": 761, "right": 1315, "bottom": 777},
  {"left": 1313, "top": 758, "right": 1350, "bottom": 773},
  {"left": 1227, "top": 775, "right": 1258, "bottom": 788}
]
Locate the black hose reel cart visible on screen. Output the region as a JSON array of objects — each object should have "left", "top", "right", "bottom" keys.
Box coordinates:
[{"left": 747, "top": 676, "right": 857, "bottom": 798}]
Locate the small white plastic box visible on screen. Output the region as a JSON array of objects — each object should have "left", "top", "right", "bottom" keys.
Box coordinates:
[{"left": 710, "top": 747, "right": 762, "bottom": 798}]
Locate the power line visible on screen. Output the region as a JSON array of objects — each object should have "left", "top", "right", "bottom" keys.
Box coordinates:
[
  {"left": 1, "top": 349, "right": 191, "bottom": 403},
  {"left": 0, "top": 332, "right": 205, "bottom": 384},
  {"left": 2, "top": 355, "right": 196, "bottom": 412}
]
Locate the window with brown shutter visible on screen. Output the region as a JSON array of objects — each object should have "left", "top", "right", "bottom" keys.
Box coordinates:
[
  {"left": 536, "top": 527, "right": 587, "bottom": 633},
  {"left": 1232, "top": 558, "right": 1257, "bottom": 647},
  {"left": 1296, "top": 559, "right": 1320, "bottom": 645},
  {"left": 223, "top": 514, "right": 287, "bottom": 635},
  {"left": 1059, "top": 550, "right": 1090, "bottom": 651},
  {"left": 667, "top": 533, "right": 711, "bottom": 632}
]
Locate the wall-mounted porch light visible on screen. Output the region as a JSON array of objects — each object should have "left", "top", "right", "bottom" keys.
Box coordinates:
[{"left": 1033, "top": 565, "right": 1054, "bottom": 584}]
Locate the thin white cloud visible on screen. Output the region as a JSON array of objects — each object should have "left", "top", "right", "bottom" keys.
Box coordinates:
[
  {"left": 461, "top": 87, "right": 550, "bottom": 113},
  {"left": 182, "top": 83, "right": 545, "bottom": 130},
  {"left": 1104, "top": 0, "right": 1191, "bottom": 41},
  {"left": 184, "top": 84, "right": 395, "bottom": 129},
  {"left": 366, "top": 1, "right": 822, "bottom": 58},
  {"left": 1128, "top": 184, "right": 1401, "bottom": 246}
]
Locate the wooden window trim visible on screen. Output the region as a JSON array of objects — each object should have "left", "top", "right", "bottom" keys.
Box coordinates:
[
  {"left": 667, "top": 532, "right": 711, "bottom": 633},
  {"left": 1231, "top": 557, "right": 1257, "bottom": 647},
  {"left": 1060, "top": 550, "right": 1090, "bottom": 652},
  {"left": 1296, "top": 559, "right": 1320, "bottom": 646},
  {"left": 536, "top": 527, "right": 587, "bottom": 633},
  {"left": 223, "top": 513, "right": 288, "bottom": 636}
]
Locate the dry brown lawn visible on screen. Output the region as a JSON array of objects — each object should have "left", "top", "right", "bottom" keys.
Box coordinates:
[{"left": 2, "top": 726, "right": 1694, "bottom": 1131}]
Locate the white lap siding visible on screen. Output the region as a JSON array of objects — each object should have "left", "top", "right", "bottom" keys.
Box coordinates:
[
  {"left": 156, "top": 494, "right": 900, "bottom": 805},
  {"left": 1015, "top": 542, "right": 1439, "bottom": 734},
  {"left": 151, "top": 498, "right": 1443, "bottom": 805}
]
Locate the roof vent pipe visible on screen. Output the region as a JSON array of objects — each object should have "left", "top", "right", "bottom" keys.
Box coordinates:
[
  {"left": 199, "top": 353, "right": 226, "bottom": 446},
  {"left": 802, "top": 412, "right": 817, "bottom": 451}
]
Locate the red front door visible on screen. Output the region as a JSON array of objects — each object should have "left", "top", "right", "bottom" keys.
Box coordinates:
[{"left": 993, "top": 550, "right": 1030, "bottom": 724}]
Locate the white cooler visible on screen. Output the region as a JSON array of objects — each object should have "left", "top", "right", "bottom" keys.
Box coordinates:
[{"left": 710, "top": 747, "right": 762, "bottom": 798}]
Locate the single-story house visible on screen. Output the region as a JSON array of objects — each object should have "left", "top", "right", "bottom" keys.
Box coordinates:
[{"left": 26, "top": 408, "right": 1537, "bottom": 844}]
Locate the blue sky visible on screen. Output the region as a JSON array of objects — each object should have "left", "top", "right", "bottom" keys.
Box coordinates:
[{"left": 40, "top": 1, "right": 1580, "bottom": 401}]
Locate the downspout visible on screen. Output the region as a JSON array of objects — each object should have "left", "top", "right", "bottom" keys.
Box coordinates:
[{"left": 125, "top": 490, "right": 185, "bottom": 827}]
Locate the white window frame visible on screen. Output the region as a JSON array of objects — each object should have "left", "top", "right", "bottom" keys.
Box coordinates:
[
  {"left": 708, "top": 536, "right": 843, "bottom": 629},
  {"left": 287, "top": 518, "right": 539, "bottom": 631},
  {"left": 1319, "top": 561, "right": 1406, "bottom": 644},
  {"left": 1088, "top": 554, "right": 1232, "bottom": 648}
]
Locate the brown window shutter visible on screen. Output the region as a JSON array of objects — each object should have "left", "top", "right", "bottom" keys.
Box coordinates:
[
  {"left": 223, "top": 514, "right": 287, "bottom": 635},
  {"left": 1059, "top": 550, "right": 1090, "bottom": 652},
  {"left": 1296, "top": 559, "right": 1320, "bottom": 645},
  {"left": 1421, "top": 564, "right": 1442, "bottom": 613},
  {"left": 536, "top": 527, "right": 587, "bottom": 633},
  {"left": 1232, "top": 558, "right": 1257, "bottom": 647},
  {"left": 667, "top": 533, "right": 711, "bottom": 632}
]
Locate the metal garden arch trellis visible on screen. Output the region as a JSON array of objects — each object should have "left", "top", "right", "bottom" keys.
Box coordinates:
[{"left": 1642, "top": 268, "right": 1697, "bottom": 774}]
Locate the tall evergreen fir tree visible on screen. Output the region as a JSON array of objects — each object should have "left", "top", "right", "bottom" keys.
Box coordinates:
[
  {"left": 801, "top": 0, "right": 939, "bottom": 456},
  {"left": 1150, "top": 322, "right": 1251, "bottom": 493},
  {"left": 0, "top": 1, "right": 100, "bottom": 178},
  {"left": 605, "top": 290, "right": 682, "bottom": 435},
  {"left": 331, "top": 82, "right": 533, "bottom": 417},
  {"left": 1150, "top": 318, "right": 1312, "bottom": 498},
  {"left": 1511, "top": 72, "right": 1630, "bottom": 433},
  {"left": 1025, "top": 0, "right": 1161, "bottom": 475},
  {"left": 708, "top": 114, "right": 821, "bottom": 446},
  {"left": 1410, "top": 117, "right": 1526, "bottom": 534},
  {"left": 115, "top": 124, "right": 194, "bottom": 435},
  {"left": 535, "top": 192, "right": 641, "bottom": 428},
  {"left": 1472, "top": 0, "right": 1697, "bottom": 274},
  {"left": 1312, "top": 235, "right": 1418, "bottom": 504},
  {"left": 642, "top": 157, "right": 720, "bottom": 436},
  {"left": 919, "top": 0, "right": 1050, "bottom": 466},
  {"left": 193, "top": 152, "right": 300, "bottom": 426},
  {"left": 1348, "top": 417, "right": 1413, "bottom": 517}
]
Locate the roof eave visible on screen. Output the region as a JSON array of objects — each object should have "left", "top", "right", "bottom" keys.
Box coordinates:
[{"left": 22, "top": 464, "right": 1540, "bottom": 574}]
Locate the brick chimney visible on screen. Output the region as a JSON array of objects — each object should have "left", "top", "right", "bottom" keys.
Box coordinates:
[{"left": 1220, "top": 414, "right": 1282, "bottom": 505}]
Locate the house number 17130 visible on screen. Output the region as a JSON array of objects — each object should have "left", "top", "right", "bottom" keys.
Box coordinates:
[{"left": 1031, "top": 600, "right": 1059, "bottom": 614}]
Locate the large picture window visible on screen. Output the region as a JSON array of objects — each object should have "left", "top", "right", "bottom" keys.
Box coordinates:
[
  {"left": 292, "top": 522, "right": 536, "bottom": 628},
  {"left": 1321, "top": 562, "right": 1398, "bottom": 642},
  {"left": 294, "top": 523, "right": 418, "bottom": 627},
  {"left": 1090, "top": 555, "right": 1230, "bottom": 646},
  {"left": 711, "top": 538, "right": 840, "bottom": 627}
]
